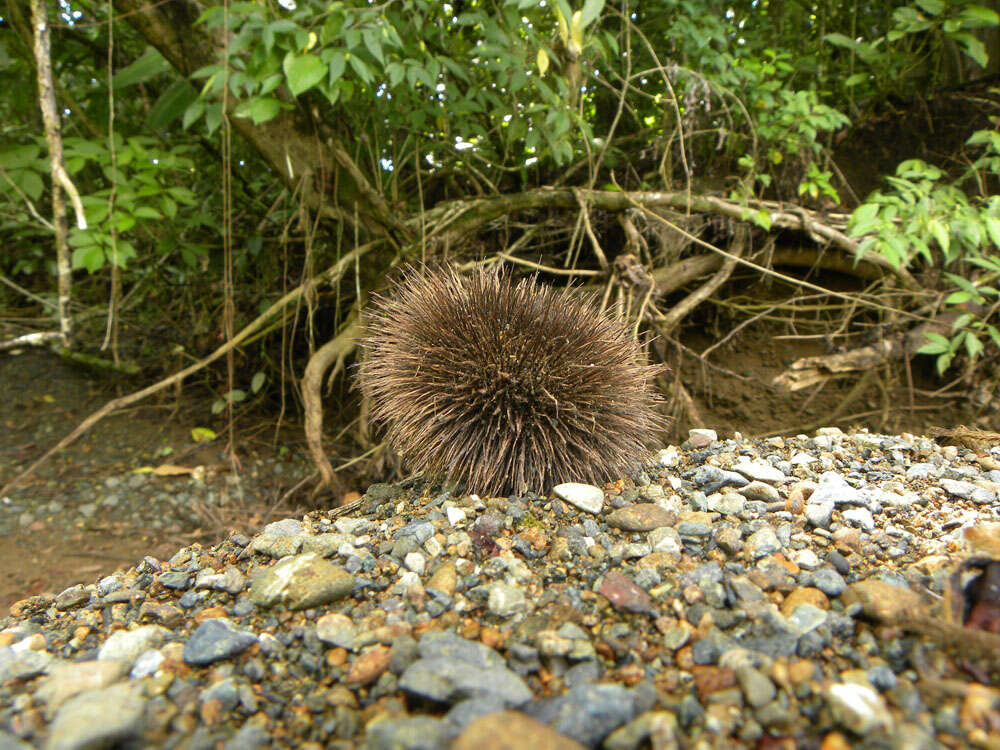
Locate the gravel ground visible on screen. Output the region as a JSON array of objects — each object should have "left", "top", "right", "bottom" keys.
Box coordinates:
[{"left": 0, "top": 426, "right": 998, "bottom": 749}]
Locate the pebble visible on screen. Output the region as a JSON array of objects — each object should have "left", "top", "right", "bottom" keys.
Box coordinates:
[
  {"left": 97, "top": 625, "right": 168, "bottom": 666},
  {"left": 553, "top": 483, "right": 604, "bottom": 514},
  {"left": 605, "top": 504, "right": 675, "bottom": 531},
  {"left": 46, "top": 682, "right": 146, "bottom": 750},
  {"left": 248, "top": 553, "right": 353, "bottom": 609},
  {"left": 745, "top": 526, "right": 781, "bottom": 559},
  {"left": 453, "top": 710, "right": 586, "bottom": 750},
  {"left": 182, "top": 619, "right": 256, "bottom": 666}
]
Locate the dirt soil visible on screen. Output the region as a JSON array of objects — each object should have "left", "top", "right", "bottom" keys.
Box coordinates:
[
  {"left": 0, "top": 350, "right": 318, "bottom": 611},
  {"left": 0, "top": 318, "right": 973, "bottom": 611}
]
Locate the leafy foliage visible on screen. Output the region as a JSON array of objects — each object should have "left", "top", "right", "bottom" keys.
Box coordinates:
[{"left": 849, "top": 130, "right": 1000, "bottom": 373}]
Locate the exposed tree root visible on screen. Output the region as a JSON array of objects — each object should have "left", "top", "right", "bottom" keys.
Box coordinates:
[
  {"left": 773, "top": 315, "right": 952, "bottom": 392},
  {"left": 0, "top": 245, "right": 375, "bottom": 497},
  {"left": 300, "top": 315, "right": 360, "bottom": 503}
]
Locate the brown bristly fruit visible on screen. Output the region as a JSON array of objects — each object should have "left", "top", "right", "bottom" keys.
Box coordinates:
[{"left": 358, "top": 265, "right": 668, "bottom": 496}]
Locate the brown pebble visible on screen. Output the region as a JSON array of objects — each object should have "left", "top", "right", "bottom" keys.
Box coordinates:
[
  {"left": 781, "top": 587, "right": 830, "bottom": 616},
  {"left": 326, "top": 648, "right": 348, "bottom": 667},
  {"left": 480, "top": 626, "right": 504, "bottom": 649},
  {"left": 452, "top": 711, "right": 585, "bottom": 750},
  {"left": 820, "top": 732, "right": 851, "bottom": 750},
  {"left": 345, "top": 645, "right": 390, "bottom": 685},
  {"left": 200, "top": 698, "right": 223, "bottom": 726},
  {"left": 842, "top": 580, "right": 925, "bottom": 623},
  {"left": 193, "top": 607, "right": 228, "bottom": 623},
  {"left": 606, "top": 504, "right": 676, "bottom": 532},
  {"left": 692, "top": 665, "right": 737, "bottom": 700}
]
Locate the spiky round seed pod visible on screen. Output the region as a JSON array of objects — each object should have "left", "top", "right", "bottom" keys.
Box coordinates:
[{"left": 358, "top": 265, "right": 668, "bottom": 496}]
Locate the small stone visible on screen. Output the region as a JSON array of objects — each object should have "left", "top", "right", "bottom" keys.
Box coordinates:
[
  {"left": 404, "top": 552, "right": 426, "bottom": 575},
  {"left": 841, "top": 581, "right": 924, "bottom": 623},
  {"left": 733, "top": 461, "right": 787, "bottom": 484},
  {"left": 781, "top": 588, "right": 829, "bottom": 616},
  {"left": 606, "top": 504, "right": 675, "bottom": 531},
  {"left": 183, "top": 619, "right": 257, "bottom": 666},
  {"left": 746, "top": 527, "right": 782, "bottom": 559},
  {"left": 739, "top": 482, "right": 780, "bottom": 503},
  {"left": 37, "top": 661, "right": 129, "bottom": 709},
  {"left": 842, "top": 507, "right": 875, "bottom": 532},
  {"left": 807, "top": 568, "right": 847, "bottom": 597},
  {"left": 826, "top": 682, "right": 893, "bottom": 734},
  {"left": 809, "top": 475, "right": 866, "bottom": 507},
  {"left": 157, "top": 571, "right": 191, "bottom": 590},
  {"left": 46, "top": 683, "right": 146, "bottom": 750},
  {"left": 790, "top": 549, "right": 820, "bottom": 569},
  {"left": 805, "top": 501, "right": 835, "bottom": 528},
  {"left": 736, "top": 667, "right": 777, "bottom": 709},
  {"left": 195, "top": 566, "right": 246, "bottom": 595},
  {"left": 648, "top": 528, "right": 682, "bottom": 556},
  {"left": 522, "top": 682, "right": 637, "bottom": 747},
  {"left": 316, "top": 613, "right": 357, "bottom": 650},
  {"left": 657, "top": 448, "right": 681, "bottom": 468},
  {"left": 787, "top": 604, "right": 828, "bottom": 635},
  {"left": 447, "top": 507, "right": 467, "bottom": 526},
  {"left": 249, "top": 553, "right": 353, "bottom": 610},
  {"left": 346, "top": 645, "right": 391, "bottom": 685},
  {"left": 599, "top": 571, "right": 652, "bottom": 614},
  {"left": 553, "top": 483, "right": 604, "bottom": 514},
  {"left": 488, "top": 583, "right": 526, "bottom": 617},
  {"left": 427, "top": 562, "right": 457, "bottom": 597},
  {"left": 940, "top": 478, "right": 996, "bottom": 504},
  {"left": 366, "top": 717, "right": 449, "bottom": 750},
  {"left": 453, "top": 711, "right": 586, "bottom": 750},
  {"left": 98, "top": 625, "right": 169, "bottom": 666},
  {"left": 688, "top": 429, "right": 718, "bottom": 448},
  {"left": 707, "top": 492, "right": 745, "bottom": 515},
  {"left": 54, "top": 585, "right": 90, "bottom": 611}
]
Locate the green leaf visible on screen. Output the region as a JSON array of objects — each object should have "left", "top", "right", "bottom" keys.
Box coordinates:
[
  {"left": 985, "top": 216, "right": 1000, "bottom": 247},
  {"left": 914, "top": 0, "right": 945, "bottom": 15},
  {"left": 823, "top": 32, "right": 859, "bottom": 50},
  {"left": 966, "top": 332, "right": 984, "bottom": 359},
  {"left": 960, "top": 5, "right": 1000, "bottom": 27},
  {"left": 182, "top": 99, "right": 205, "bottom": 130},
  {"left": 160, "top": 196, "right": 178, "bottom": 219},
  {"left": 114, "top": 214, "right": 136, "bottom": 233},
  {"left": 937, "top": 353, "right": 952, "bottom": 374},
  {"left": 987, "top": 325, "right": 1000, "bottom": 348},
  {"left": 918, "top": 340, "right": 949, "bottom": 355},
  {"left": 579, "top": 0, "right": 605, "bottom": 30},
  {"left": 953, "top": 32, "right": 989, "bottom": 67},
  {"left": 0, "top": 144, "right": 40, "bottom": 170},
  {"left": 927, "top": 218, "right": 950, "bottom": 254},
  {"left": 146, "top": 80, "right": 199, "bottom": 130},
  {"left": 328, "top": 50, "right": 347, "bottom": 84},
  {"left": 72, "top": 245, "right": 105, "bottom": 273},
  {"left": 19, "top": 171, "right": 44, "bottom": 201},
  {"left": 191, "top": 427, "right": 217, "bottom": 443},
  {"left": 362, "top": 29, "right": 384, "bottom": 65},
  {"left": 133, "top": 206, "right": 162, "bottom": 219},
  {"left": 348, "top": 54, "right": 374, "bottom": 84},
  {"left": 251, "top": 372, "right": 266, "bottom": 393},
  {"left": 283, "top": 53, "right": 326, "bottom": 97},
  {"left": 235, "top": 97, "right": 282, "bottom": 124},
  {"left": 113, "top": 47, "right": 171, "bottom": 88},
  {"left": 945, "top": 291, "right": 974, "bottom": 304},
  {"left": 844, "top": 73, "right": 869, "bottom": 87},
  {"left": 753, "top": 209, "right": 772, "bottom": 231}
]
